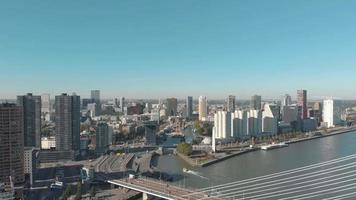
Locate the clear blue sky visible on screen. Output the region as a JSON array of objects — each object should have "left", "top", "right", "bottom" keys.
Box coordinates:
[{"left": 1, "top": 0, "right": 356, "bottom": 99}]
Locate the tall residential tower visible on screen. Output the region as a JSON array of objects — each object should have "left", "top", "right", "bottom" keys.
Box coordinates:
[
  {"left": 0, "top": 103, "right": 25, "bottom": 186},
  {"left": 297, "top": 90, "right": 308, "bottom": 119},
  {"left": 55, "top": 93, "right": 81, "bottom": 152},
  {"left": 17, "top": 93, "right": 41, "bottom": 148},
  {"left": 199, "top": 96, "right": 208, "bottom": 121}
]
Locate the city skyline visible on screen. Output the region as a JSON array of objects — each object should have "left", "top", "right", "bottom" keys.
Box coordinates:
[{"left": 2, "top": 1, "right": 356, "bottom": 99}]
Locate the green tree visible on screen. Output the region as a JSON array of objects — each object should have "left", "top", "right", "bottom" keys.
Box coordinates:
[{"left": 177, "top": 143, "right": 193, "bottom": 156}]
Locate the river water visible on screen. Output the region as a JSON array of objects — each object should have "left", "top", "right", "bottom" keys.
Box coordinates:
[{"left": 153, "top": 130, "right": 356, "bottom": 189}]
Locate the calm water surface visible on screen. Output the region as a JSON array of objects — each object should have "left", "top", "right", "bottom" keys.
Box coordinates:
[{"left": 154, "top": 131, "right": 356, "bottom": 189}]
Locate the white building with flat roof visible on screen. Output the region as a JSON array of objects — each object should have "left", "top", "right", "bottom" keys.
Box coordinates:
[
  {"left": 41, "top": 137, "right": 56, "bottom": 149},
  {"left": 231, "top": 110, "right": 248, "bottom": 138},
  {"left": 323, "top": 99, "right": 334, "bottom": 128},
  {"left": 213, "top": 111, "right": 231, "bottom": 139},
  {"left": 199, "top": 96, "right": 208, "bottom": 121}
]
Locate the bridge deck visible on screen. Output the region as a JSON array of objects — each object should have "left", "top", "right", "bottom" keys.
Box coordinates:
[{"left": 108, "top": 178, "right": 222, "bottom": 200}]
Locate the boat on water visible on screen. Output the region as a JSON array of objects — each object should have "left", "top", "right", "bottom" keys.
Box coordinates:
[{"left": 260, "top": 142, "right": 288, "bottom": 151}]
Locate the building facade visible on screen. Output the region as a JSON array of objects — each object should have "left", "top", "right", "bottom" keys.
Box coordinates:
[
  {"left": 262, "top": 104, "right": 278, "bottom": 135},
  {"left": 281, "top": 94, "right": 292, "bottom": 108},
  {"left": 323, "top": 99, "right": 334, "bottom": 128},
  {"left": 213, "top": 111, "right": 231, "bottom": 139},
  {"left": 0, "top": 103, "right": 25, "bottom": 186},
  {"left": 227, "top": 95, "right": 236, "bottom": 112},
  {"left": 186, "top": 96, "right": 193, "bottom": 119},
  {"left": 55, "top": 93, "right": 81, "bottom": 153},
  {"left": 250, "top": 95, "right": 262, "bottom": 110},
  {"left": 166, "top": 98, "right": 178, "bottom": 116},
  {"left": 96, "top": 122, "right": 110, "bottom": 154},
  {"left": 198, "top": 96, "right": 208, "bottom": 121},
  {"left": 17, "top": 93, "right": 41, "bottom": 148},
  {"left": 297, "top": 90, "right": 308, "bottom": 119}
]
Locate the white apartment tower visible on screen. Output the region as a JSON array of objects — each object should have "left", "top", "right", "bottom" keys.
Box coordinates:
[
  {"left": 231, "top": 110, "right": 248, "bottom": 138},
  {"left": 323, "top": 99, "right": 334, "bottom": 128},
  {"left": 199, "top": 96, "right": 208, "bottom": 121},
  {"left": 248, "top": 110, "right": 262, "bottom": 136},
  {"left": 213, "top": 111, "right": 231, "bottom": 139}
]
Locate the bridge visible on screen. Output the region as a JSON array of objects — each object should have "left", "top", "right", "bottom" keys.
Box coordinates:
[
  {"left": 107, "top": 177, "right": 220, "bottom": 200},
  {"left": 104, "top": 153, "right": 356, "bottom": 200}
]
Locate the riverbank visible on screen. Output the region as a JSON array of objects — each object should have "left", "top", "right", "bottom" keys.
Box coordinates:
[{"left": 177, "top": 126, "right": 356, "bottom": 168}]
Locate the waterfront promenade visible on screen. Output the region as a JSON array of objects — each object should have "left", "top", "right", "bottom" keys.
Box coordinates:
[{"left": 178, "top": 126, "right": 356, "bottom": 168}]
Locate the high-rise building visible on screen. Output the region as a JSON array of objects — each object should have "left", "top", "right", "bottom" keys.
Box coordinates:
[
  {"left": 41, "top": 93, "right": 51, "bottom": 113},
  {"left": 282, "top": 105, "right": 298, "bottom": 123},
  {"left": 297, "top": 90, "right": 308, "bottom": 119},
  {"left": 24, "top": 147, "right": 36, "bottom": 186},
  {"left": 213, "top": 111, "right": 231, "bottom": 139},
  {"left": 96, "top": 122, "right": 110, "bottom": 154},
  {"left": 199, "top": 96, "right": 208, "bottom": 121},
  {"left": 166, "top": 98, "right": 178, "bottom": 116},
  {"left": 145, "top": 102, "right": 152, "bottom": 113},
  {"left": 231, "top": 110, "right": 248, "bottom": 138},
  {"left": 90, "top": 90, "right": 100, "bottom": 102},
  {"left": 81, "top": 98, "right": 95, "bottom": 110},
  {"left": 87, "top": 103, "right": 96, "bottom": 117},
  {"left": 91, "top": 90, "right": 101, "bottom": 114},
  {"left": 311, "top": 102, "right": 323, "bottom": 124},
  {"left": 0, "top": 103, "right": 25, "bottom": 186},
  {"left": 55, "top": 93, "right": 80, "bottom": 152},
  {"left": 120, "top": 97, "right": 125, "bottom": 113},
  {"left": 41, "top": 93, "right": 51, "bottom": 121},
  {"left": 17, "top": 93, "right": 41, "bottom": 148},
  {"left": 250, "top": 95, "right": 262, "bottom": 110},
  {"left": 248, "top": 110, "right": 262, "bottom": 136},
  {"left": 186, "top": 96, "right": 193, "bottom": 119},
  {"left": 227, "top": 95, "right": 236, "bottom": 112},
  {"left": 144, "top": 121, "right": 158, "bottom": 145},
  {"left": 323, "top": 99, "right": 334, "bottom": 128},
  {"left": 281, "top": 94, "right": 292, "bottom": 107},
  {"left": 262, "top": 104, "right": 278, "bottom": 135}
]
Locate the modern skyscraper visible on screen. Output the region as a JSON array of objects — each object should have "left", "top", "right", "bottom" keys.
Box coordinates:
[
  {"left": 282, "top": 105, "right": 298, "bottom": 123},
  {"left": 262, "top": 104, "right": 278, "bottom": 135},
  {"left": 227, "top": 95, "right": 236, "bottom": 112},
  {"left": 120, "top": 97, "right": 125, "bottom": 113},
  {"left": 17, "top": 93, "right": 41, "bottom": 148},
  {"left": 41, "top": 93, "right": 51, "bottom": 113},
  {"left": 213, "top": 111, "right": 231, "bottom": 139},
  {"left": 199, "top": 96, "right": 208, "bottom": 121},
  {"left": 297, "top": 90, "right": 308, "bottom": 119},
  {"left": 0, "top": 103, "right": 25, "bottom": 186},
  {"left": 87, "top": 103, "right": 96, "bottom": 117},
  {"left": 55, "top": 93, "right": 80, "bottom": 152},
  {"left": 166, "top": 98, "right": 178, "bottom": 116},
  {"left": 144, "top": 121, "right": 158, "bottom": 145},
  {"left": 186, "top": 96, "right": 193, "bottom": 119},
  {"left": 91, "top": 90, "right": 101, "bottom": 114},
  {"left": 281, "top": 94, "right": 292, "bottom": 107},
  {"left": 250, "top": 95, "right": 262, "bottom": 110},
  {"left": 231, "top": 110, "right": 248, "bottom": 138},
  {"left": 248, "top": 109, "right": 262, "bottom": 136},
  {"left": 90, "top": 90, "right": 100, "bottom": 102},
  {"left": 323, "top": 99, "right": 334, "bottom": 128},
  {"left": 96, "top": 122, "right": 110, "bottom": 154},
  {"left": 41, "top": 93, "right": 51, "bottom": 121}
]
